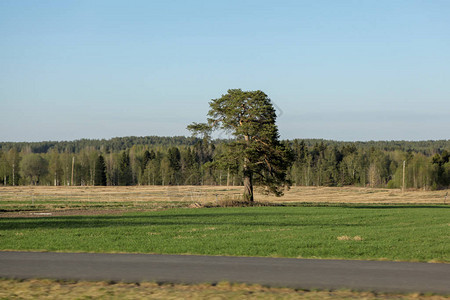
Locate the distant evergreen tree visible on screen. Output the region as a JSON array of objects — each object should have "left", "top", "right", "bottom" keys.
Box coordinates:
[
  {"left": 431, "top": 150, "right": 450, "bottom": 188},
  {"left": 94, "top": 154, "right": 107, "bottom": 186},
  {"left": 167, "top": 147, "right": 181, "bottom": 184},
  {"left": 167, "top": 147, "right": 181, "bottom": 171},
  {"left": 141, "top": 150, "right": 151, "bottom": 173},
  {"left": 118, "top": 151, "right": 133, "bottom": 186},
  {"left": 140, "top": 150, "right": 156, "bottom": 181}
]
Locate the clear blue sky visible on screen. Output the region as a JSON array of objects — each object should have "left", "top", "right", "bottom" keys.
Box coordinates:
[{"left": 1, "top": 0, "right": 449, "bottom": 142}]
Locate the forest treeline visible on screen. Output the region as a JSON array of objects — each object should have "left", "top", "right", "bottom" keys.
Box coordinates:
[{"left": 0, "top": 136, "right": 449, "bottom": 189}]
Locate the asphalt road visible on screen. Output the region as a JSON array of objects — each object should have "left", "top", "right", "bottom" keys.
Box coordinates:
[{"left": 1, "top": 251, "right": 449, "bottom": 294}]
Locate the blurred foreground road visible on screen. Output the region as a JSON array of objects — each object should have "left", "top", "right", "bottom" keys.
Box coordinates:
[{"left": 1, "top": 251, "right": 449, "bottom": 294}]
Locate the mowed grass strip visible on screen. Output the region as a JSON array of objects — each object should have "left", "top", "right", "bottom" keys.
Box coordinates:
[{"left": 0, "top": 206, "right": 448, "bottom": 262}]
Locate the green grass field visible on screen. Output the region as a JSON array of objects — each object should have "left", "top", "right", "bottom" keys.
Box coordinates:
[{"left": 1, "top": 205, "right": 448, "bottom": 262}]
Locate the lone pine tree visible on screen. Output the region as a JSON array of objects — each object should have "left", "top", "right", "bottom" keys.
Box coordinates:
[{"left": 188, "top": 89, "right": 293, "bottom": 201}]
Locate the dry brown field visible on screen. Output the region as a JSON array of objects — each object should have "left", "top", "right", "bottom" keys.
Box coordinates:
[
  {"left": 1, "top": 185, "right": 449, "bottom": 203},
  {"left": 1, "top": 185, "right": 448, "bottom": 217},
  {"left": 1, "top": 279, "right": 446, "bottom": 300}
]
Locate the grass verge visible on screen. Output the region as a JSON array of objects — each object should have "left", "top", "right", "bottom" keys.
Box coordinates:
[{"left": 1, "top": 205, "right": 448, "bottom": 262}]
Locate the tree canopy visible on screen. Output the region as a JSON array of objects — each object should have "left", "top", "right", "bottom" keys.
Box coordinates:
[
  {"left": 188, "top": 89, "right": 293, "bottom": 201},
  {"left": 19, "top": 154, "right": 48, "bottom": 185}
]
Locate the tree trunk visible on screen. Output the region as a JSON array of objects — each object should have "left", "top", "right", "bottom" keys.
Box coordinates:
[
  {"left": 243, "top": 135, "right": 254, "bottom": 202},
  {"left": 243, "top": 157, "right": 254, "bottom": 202},
  {"left": 71, "top": 156, "right": 75, "bottom": 186},
  {"left": 243, "top": 172, "right": 253, "bottom": 202},
  {"left": 402, "top": 160, "right": 406, "bottom": 193},
  {"left": 12, "top": 163, "right": 15, "bottom": 186}
]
